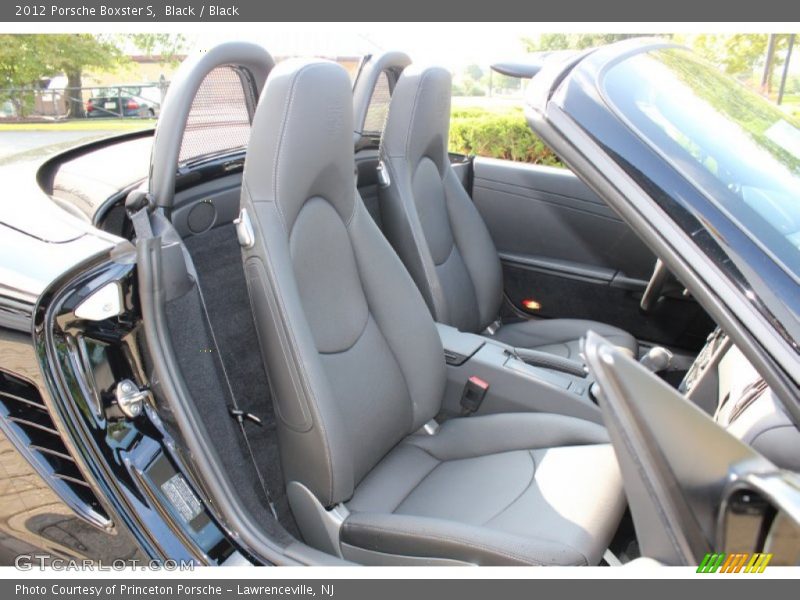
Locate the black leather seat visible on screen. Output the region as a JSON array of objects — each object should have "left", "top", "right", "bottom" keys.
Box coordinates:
[
  {"left": 239, "top": 58, "right": 625, "bottom": 565},
  {"left": 378, "top": 65, "right": 637, "bottom": 360}
]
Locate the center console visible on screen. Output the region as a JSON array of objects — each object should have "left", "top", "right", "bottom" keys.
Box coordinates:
[{"left": 436, "top": 323, "right": 603, "bottom": 424}]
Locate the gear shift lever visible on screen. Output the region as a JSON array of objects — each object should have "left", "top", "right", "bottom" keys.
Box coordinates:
[
  {"left": 590, "top": 345, "right": 674, "bottom": 404},
  {"left": 639, "top": 346, "right": 674, "bottom": 373}
]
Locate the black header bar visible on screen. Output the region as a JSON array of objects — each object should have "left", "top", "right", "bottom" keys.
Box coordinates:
[{"left": 2, "top": 0, "right": 799, "bottom": 23}]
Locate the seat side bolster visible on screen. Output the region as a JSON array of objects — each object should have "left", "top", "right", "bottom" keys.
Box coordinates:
[
  {"left": 243, "top": 195, "right": 355, "bottom": 506},
  {"left": 378, "top": 158, "right": 448, "bottom": 323},
  {"left": 349, "top": 201, "right": 446, "bottom": 432},
  {"left": 340, "top": 512, "right": 588, "bottom": 566},
  {"left": 442, "top": 168, "right": 504, "bottom": 331}
]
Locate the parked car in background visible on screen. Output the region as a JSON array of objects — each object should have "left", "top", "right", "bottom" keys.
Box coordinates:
[{"left": 86, "top": 89, "right": 158, "bottom": 118}]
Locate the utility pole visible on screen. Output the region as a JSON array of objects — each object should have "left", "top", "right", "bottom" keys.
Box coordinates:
[
  {"left": 761, "top": 34, "right": 778, "bottom": 96},
  {"left": 777, "top": 34, "right": 796, "bottom": 106}
]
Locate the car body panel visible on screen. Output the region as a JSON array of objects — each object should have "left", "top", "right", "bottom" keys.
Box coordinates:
[{"left": 469, "top": 156, "right": 714, "bottom": 349}]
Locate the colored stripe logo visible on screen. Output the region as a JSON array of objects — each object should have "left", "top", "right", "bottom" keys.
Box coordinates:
[{"left": 696, "top": 552, "right": 773, "bottom": 573}]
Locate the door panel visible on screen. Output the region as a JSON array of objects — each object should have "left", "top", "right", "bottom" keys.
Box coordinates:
[
  {"left": 473, "top": 157, "right": 654, "bottom": 279},
  {"left": 472, "top": 157, "right": 713, "bottom": 350}
]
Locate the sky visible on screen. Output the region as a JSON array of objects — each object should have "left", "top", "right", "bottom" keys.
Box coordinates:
[
  {"left": 173, "top": 24, "right": 799, "bottom": 77},
  {"left": 183, "top": 24, "right": 554, "bottom": 70}
]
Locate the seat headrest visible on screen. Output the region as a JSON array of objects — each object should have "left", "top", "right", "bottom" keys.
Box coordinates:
[
  {"left": 243, "top": 59, "right": 356, "bottom": 229},
  {"left": 381, "top": 65, "right": 452, "bottom": 175}
]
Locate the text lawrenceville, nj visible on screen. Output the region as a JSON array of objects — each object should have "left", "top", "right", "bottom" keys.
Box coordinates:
[{"left": 17, "top": 584, "right": 323, "bottom": 596}]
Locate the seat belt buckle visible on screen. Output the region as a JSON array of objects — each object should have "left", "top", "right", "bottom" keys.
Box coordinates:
[
  {"left": 482, "top": 318, "right": 502, "bottom": 336},
  {"left": 460, "top": 375, "right": 489, "bottom": 415}
]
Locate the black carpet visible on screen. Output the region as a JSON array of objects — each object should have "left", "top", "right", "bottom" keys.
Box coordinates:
[{"left": 169, "top": 224, "right": 300, "bottom": 539}]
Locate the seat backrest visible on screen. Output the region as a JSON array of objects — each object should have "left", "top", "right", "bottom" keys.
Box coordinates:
[
  {"left": 379, "top": 65, "right": 504, "bottom": 333},
  {"left": 240, "top": 59, "right": 446, "bottom": 507}
]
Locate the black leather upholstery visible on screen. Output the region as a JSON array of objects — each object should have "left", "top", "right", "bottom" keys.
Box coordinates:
[
  {"left": 343, "top": 413, "right": 625, "bottom": 565},
  {"left": 241, "top": 59, "right": 625, "bottom": 565},
  {"left": 241, "top": 59, "right": 444, "bottom": 506},
  {"left": 378, "top": 65, "right": 637, "bottom": 357}
]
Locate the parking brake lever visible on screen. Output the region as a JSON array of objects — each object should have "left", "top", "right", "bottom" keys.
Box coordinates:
[{"left": 506, "top": 347, "right": 588, "bottom": 378}]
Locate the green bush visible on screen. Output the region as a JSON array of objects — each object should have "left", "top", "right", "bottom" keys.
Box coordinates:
[{"left": 448, "top": 106, "right": 563, "bottom": 167}]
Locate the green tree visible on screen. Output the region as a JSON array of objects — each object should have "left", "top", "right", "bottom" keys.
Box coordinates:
[
  {"left": 46, "top": 34, "right": 124, "bottom": 117},
  {"left": 0, "top": 35, "right": 49, "bottom": 115},
  {"left": 0, "top": 34, "right": 124, "bottom": 117},
  {"left": 0, "top": 34, "right": 187, "bottom": 118},
  {"left": 126, "top": 33, "right": 187, "bottom": 65},
  {"left": 492, "top": 72, "right": 520, "bottom": 93},
  {"left": 682, "top": 34, "right": 798, "bottom": 92},
  {"left": 465, "top": 63, "right": 484, "bottom": 81}
]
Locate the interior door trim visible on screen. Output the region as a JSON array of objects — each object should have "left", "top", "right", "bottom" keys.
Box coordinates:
[{"left": 499, "top": 252, "right": 647, "bottom": 291}]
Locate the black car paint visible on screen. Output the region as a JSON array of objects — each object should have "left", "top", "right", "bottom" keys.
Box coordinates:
[
  {"left": 0, "top": 242, "right": 242, "bottom": 564},
  {"left": 550, "top": 45, "right": 800, "bottom": 359},
  {"left": 86, "top": 97, "right": 156, "bottom": 119}
]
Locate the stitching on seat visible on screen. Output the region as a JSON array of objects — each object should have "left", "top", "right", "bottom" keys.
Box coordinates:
[
  {"left": 252, "top": 213, "right": 337, "bottom": 503},
  {"left": 347, "top": 219, "right": 417, "bottom": 432},
  {"left": 481, "top": 450, "right": 538, "bottom": 527},
  {"left": 432, "top": 236, "right": 456, "bottom": 268},
  {"left": 315, "top": 313, "right": 371, "bottom": 355},
  {"left": 344, "top": 189, "right": 358, "bottom": 228},
  {"left": 441, "top": 181, "right": 482, "bottom": 325},
  {"left": 270, "top": 64, "right": 312, "bottom": 230},
  {"left": 403, "top": 437, "right": 445, "bottom": 461},
  {"left": 371, "top": 445, "right": 592, "bottom": 565},
  {"left": 389, "top": 458, "right": 442, "bottom": 514},
  {"left": 403, "top": 70, "right": 433, "bottom": 162}
]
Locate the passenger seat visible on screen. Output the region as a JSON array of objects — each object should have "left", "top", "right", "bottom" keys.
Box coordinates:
[
  {"left": 238, "top": 58, "right": 626, "bottom": 565},
  {"left": 378, "top": 65, "right": 637, "bottom": 360}
]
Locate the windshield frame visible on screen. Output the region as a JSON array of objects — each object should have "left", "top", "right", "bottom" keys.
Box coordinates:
[{"left": 597, "top": 45, "right": 800, "bottom": 286}]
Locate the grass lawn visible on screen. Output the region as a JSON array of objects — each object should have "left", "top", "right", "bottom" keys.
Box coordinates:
[{"left": 0, "top": 118, "right": 156, "bottom": 132}]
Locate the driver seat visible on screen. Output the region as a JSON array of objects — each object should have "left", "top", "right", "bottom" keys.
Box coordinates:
[
  {"left": 378, "top": 65, "right": 637, "bottom": 360},
  {"left": 239, "top": 58, "right": 626, "bottom": 565}
]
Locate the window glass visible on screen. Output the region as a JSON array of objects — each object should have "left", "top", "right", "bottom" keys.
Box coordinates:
[{"left": 604, "top": 48, "right": 800, "bottom": 277}]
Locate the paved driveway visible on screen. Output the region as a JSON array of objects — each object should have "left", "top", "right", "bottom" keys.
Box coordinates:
[{"left": 0, "top": 129, "right": 117, "bottom": 164}]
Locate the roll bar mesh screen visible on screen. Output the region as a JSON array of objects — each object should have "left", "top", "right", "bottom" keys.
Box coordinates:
[
  {"left": 178, "top": 65, "right": 256, "bottom": 163},
  {"left": 363, "top": 71, "right": 391, "bottom": 135}
]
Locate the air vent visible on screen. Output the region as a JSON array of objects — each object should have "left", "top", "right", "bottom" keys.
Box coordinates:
[{"left": 0, "top": 369, "right": 109, "bottom": 527}]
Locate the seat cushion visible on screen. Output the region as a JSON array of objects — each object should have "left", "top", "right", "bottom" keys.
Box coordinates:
[
  {"left": 341, "top": 413, "right": 626, "bottom": 565},
  {"left": 492, "top": 318, "right": 638, "bottom": 360}
]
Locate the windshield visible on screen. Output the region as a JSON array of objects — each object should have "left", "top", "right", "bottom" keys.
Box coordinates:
[{"left": 603, "top": 47, "right": 800, "bottom": 279}]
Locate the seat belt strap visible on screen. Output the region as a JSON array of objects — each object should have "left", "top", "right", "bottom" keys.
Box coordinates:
[
  {"left": 228, "top": 407, "right": 279, "bottom": 521},
  {"left": 193, "top": 256, "right": 279, "bottom": 521},
  {"left": 130, "top": 206, "right": 153, "bottom": 240},
  {"left": 126, "top": 190, "right": 154, "bottom": 240}
]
